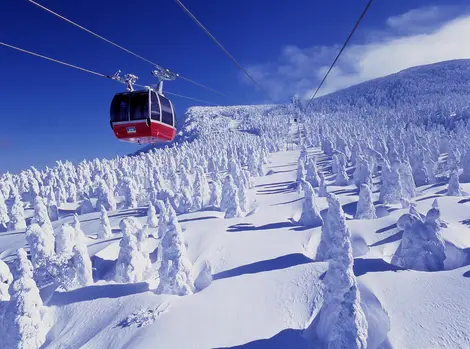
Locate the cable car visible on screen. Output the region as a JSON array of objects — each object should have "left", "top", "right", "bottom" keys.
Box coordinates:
[{"left": 109, "top": 64, "right": 177, "bottom": 146}]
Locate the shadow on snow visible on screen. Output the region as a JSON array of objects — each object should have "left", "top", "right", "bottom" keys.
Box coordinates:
[
  {"left": 213, "top": 253, "right": 314, "bottom": 281},
  {"left": 353, "top": 258, "right": 404, "bottom": 277}
]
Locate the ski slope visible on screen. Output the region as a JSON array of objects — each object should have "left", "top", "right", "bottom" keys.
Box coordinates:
[
  {"left": 1, "top": 59, "right": 470, "bottom": 349},
  {"left": 2, "top": 146, "right": 470, "bottom": 348}
]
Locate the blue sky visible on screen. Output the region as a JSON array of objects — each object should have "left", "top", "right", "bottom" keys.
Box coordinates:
[{"left": 1, "top": 0, "right": 469, "bottom": 173}]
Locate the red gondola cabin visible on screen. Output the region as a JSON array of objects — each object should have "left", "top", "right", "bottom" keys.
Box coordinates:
[{"left": 110, "top": 88, "right": 176, "bottom": 144}]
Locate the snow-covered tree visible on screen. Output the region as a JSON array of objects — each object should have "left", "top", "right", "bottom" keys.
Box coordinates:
[
  {"left": 25, "top": 223, "right": 55, "bottom": 270},
  {"left": 7, "top": 194, "right": 26, "bottom": 231},
  {"left": 209, "top": 180, "right": 222, "bottom": 209},
  {"left": 379, "top": 162, "right": 403, "bottom": 204},
  {"left": 238, "top": 180, "right": 250, "bottom": 213},
  {"left": 192, "top": 168, "right": 207, "bottom": 211},
  {"left": 306, "top": 157, "right": 320, "bottom": 187},
  {"left": 314, "top": 195, "right": 368, "bottom": 348},
  {"left": 316, "top": 194, "right": 349, "bottom": 262},
  {"left": 95, "top": 180, "right": 116, "bottom": 212},
  {"left": 177, "top": 188, "right": 193, "bottom": 214},
  {"left": 147, "top": 202, "right": 158, "bottom": 228},
  {"left": 72, "top": 233, "right": 93, "bottom": 287},
  {"left": 298, "top": 180, "right": 323, "bottom": 227},
  {"left": 97, "top": 206, "right": 112, "bottom": 239},
  {"left": 392, "top": 202, "right": 446, "bottom": 271},
  {"left": 318, "top": 172, "right": 328, "bottom": 197},
  {"left": 296, "top": 157, "right": 306, "bottom": 184},
  {"left": 413, "top": 157, "right": 430, "bottom": 186},
  {"left": 66, "top": 181, "right": 78, "bottom": 203},
  {"left": 55, "top": 223, "right": 76, "bottom": 258},
  {"left": 156, "top": 200, "right": 169, "bottom": 239},
  {"left": 335, "top": 160, "right": 349, "bottom": 186},
  {"left": 115, "top": 218, "right": 148, "bottom": 283},
  {"left": 447, "top": 171, "right": 462, "bottom": 196},
  {"left": 31, "top": 196, "right": 54, "bottom": 238},
  {"left": 398, "top": 160, "right": 416, "bottom": 199},
  {"left": 180, "top": 165, "right": 193, "bottom": 195},
  {"left": 460, "top": 151, "right": 470, "bottom": 183},
  {"left": 353, "top": 156, "right": 372, "bottom": 189},
  {"left": 3, "top": 249, "right": 46, "bottom": 349},
  {"left": 0, "top": 190, "right": 9, "bottom": 231},
  {"left": 157, "top": 207, "right": 194, "bottom": 296},
  {"left": 247, "top": 151, "right": 260, "bottom": 177},
  {"left": 327, "top": 284, "right": 368, "bottom": 349},
  {"left": 0, "top": 259, "right": 12, "bottom": 301},
  {"left": 221, "top": 175, "right": 242, "bottom": 219},
  {"left": 355, "top": 184, "right": 376, "bottom": 220},
  {"left": 122, "top": 177, "right": 138, "bottom": 209}
]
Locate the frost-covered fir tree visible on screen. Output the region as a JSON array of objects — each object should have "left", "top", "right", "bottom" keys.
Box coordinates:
[
  {"left": 31, "top": 196, "right": 54, "bottom": 238},
  {"left": 318, "top": 172, "right": 328, "bottom": 197},
  {"left": 335, "top": 160, "right": 349, "bottom": 186},
  {"left": 157, "top": 207, "right": 194, "bottom": 296},
  {"left": 7, "top": 193, "right": 26, "bottom": 231},
  {"left": 379, "top": 162, "right": 403, "bottom": 204},
  {"left": 156, "top": 200, "right": 168, "bottom": 239},
  {"left": 209, "top": 179, "right": 222, "bottom": 209},
  {"left": 355, "top": 184, "right": 376, "bottom": 220},
  {"left": 47, "top": 188, "right": 60, "bottom": 220},
  {"left": 180, "top": 165, "right": 193, "bottom": 195},
  {"left": 238, "top": 179, "right": 250, "bottom": 213},
  {"left": 306, "top": 157, "right": 320, "bottom": 187},
  {"left": 397, "top": 160, "right": 416, "bottom": 199},
  {"left": 221, "top": 175, "right": 242, "bottom": 219},
  {"left": 316, "top": 194, "right": 349, "bottom": 262},
  {"left": 96, "top": 180, "right": 116, "bottom": 212},
  {"left": 25, "top": 223, "right": 55, "bottom": 270},
  {"left": 66, "top": 181, "right": 78, "bottom": 203},
  {"left": 0, "top": 259, "right": 12, "bottom": 301},
  {"left": 447, "top": 171, "right": 462, "bottom": 196},
  {"left": 146, "top": 202, "right": 158, "bottom": 228},
  {"left": 177, "top": 188, "right": 193, "bottom": 214},
  {"left": 296, "top": 157, "right": 306, "bottom": 185},
  {"left": 424, "top": 152, "right": 437, "bottom": 184},
  {"left": 97, "top": 206, "right": 113, "bottom": 239},
  {"left": 298, "top": 180, "right": 323, "bottom": 227},
  {"left": 392, "top": 203, "right": 446, "bottom": 271},
  {"left": 327, "top": 284, "right": 368, "bottom": 349},
  {"left": 247, "top": 151, "right": 260, "bottom": 177},
  {"left": 55, "top": 223, "right": 76, "bottom": 258},
  {"left": 122, "top": 177, "right": 138, "bottom": 209},
  {"left": 353, "top": 156, "right": 372, "bottom": 189},
  {"left": 413, "top": 157, "right": 430, "bottom": 186},
  {"left": 0, "top": 190, "right": 9, "bottom": 231},
  {"left": 4, "top": 249, "right": 46, "bottom": 349},
  {"left": 72, "top": 234, "right": 93, "bottom": 288},
  {"left": 314, "top": 195, "right": 368, "bottom": 348},
  {"left": 192, "top": 168, "right": 207, "bottom": 211},
  {"left": 460, "top": 151, "right": 470, "bottom": 183},
  {"left": 115, "top": 218, "right": 148, "bottom": 283}
]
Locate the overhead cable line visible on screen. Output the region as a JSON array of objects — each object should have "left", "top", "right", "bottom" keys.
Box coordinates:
[
  {"left": 27, "top": 0, "right": 226, "bottom": 97},
  {"left": 0, "top": 41, "right": 214, "bottom": 105},
  {"left": 0, "top": 41, "right": 109, "bottom": 79},
  {"left": 306, "top": 0, "right": 375, "bottom": 109},
  {"left": 174, "top": 0, "right": 275, "bottom": 103}
]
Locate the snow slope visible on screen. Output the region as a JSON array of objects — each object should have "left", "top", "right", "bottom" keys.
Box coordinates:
[
  {"left": 2, "top": 146, "right": 470, "bottom": 348},
  {"left": 1, "top": 59, "right": 470, "bottom": 348}
]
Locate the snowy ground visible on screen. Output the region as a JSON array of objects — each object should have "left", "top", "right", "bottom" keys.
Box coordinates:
[{"left": 1, "top": 144, "right": 470, "bottom": 349}]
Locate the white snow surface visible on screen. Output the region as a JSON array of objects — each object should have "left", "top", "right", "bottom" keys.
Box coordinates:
[
  {"left": 0, "top": 148, "right": 469, "bottom": 348},
  {"left": 1, "top": 60, "right": 470, "bottom": 348}
]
